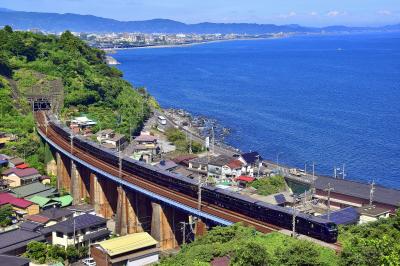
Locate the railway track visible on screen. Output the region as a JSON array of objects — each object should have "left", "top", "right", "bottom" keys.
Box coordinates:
[{"left": 35, "top": 112, "right": 279, "bottom": 233}]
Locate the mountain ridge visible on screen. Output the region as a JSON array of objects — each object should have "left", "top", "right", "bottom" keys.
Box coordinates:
[{"left": 0, "top": 8, "right": 399, "bottom": 34}]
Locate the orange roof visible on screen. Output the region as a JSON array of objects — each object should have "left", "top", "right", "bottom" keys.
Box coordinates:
[
  {"left": 16, "top": 163, "right": 29, "bottom": 169},
  {"left": 235, "top": 176, "right": 255, "bottom": 182},
  {"left": 226, "top": 159, "right": 243, "bottom": 169}
]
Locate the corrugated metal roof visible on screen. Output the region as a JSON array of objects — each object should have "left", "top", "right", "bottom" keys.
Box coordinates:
[
  {"left": 98, "top": 232, "right": 158, "bottom": 256},
  {"left": 52, "top": 195, "right": 73, "bottom": 207}
]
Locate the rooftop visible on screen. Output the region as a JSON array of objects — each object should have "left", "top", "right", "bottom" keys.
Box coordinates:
[
  {"left": 11, "top": 182, "right": 56, "bottom": 198},
  {"left": 0, "top": 193, "right": 34, "bottom": 209},
  {"left": 50, "top": 214, "right": 106, "bottom": 234},
  {"left": 155, "top": 160, "right": 177, "bottom": 171},
  {"left": 40, "top": 207, "right": 73, "bottom": 221},
  {"left": 26, "top": 214, "right": 50, "bottom": 224},
  {"left": 52, "top": 195, "right": 73, "bottom": 207},
  {"left": 226, "top": 159, "right": 243, "bottom": 169},
  {"left": 97, "top": 232, "right": 158, "bottom": 256},
  {"left": 0, "top": 228, "right": 44, "bottom": 254},
  {"left": 2, "top": 167, "right": 39, "bottom": 178},
  {"left": 0, "top": 255, "right": 30, "bottom": 266},
  {"left": 134, "top": 134, "right": 157, "bottom": 142},
  {"left": 235, "top": 176, "right": 255, "bottom": 183},
  {"left": 241, "top": 151, "right": 263, "bottom": 165},
  {"left": 357, "top": 205, "right": 391, "bottom": 217},
  {"left": 315, "top": 176, "right": 400, "bottom": 207},
  {"left": 67, "top": 204, "right": 95, "bottom": 213},
  {"left": 8, "top": 157, "right": 24, "bottom": 166},
  {"left": 319, "top": 207, "right": 360, "bottom": 225},
  {"left": 208, "top": 155, "right": 233, "bottom": 167}
]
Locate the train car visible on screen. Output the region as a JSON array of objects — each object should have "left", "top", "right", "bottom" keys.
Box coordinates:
[
  {"left": 46, "top": 116, "right": 338, "bottom": 243},
  {"left": 256, "top": 201, "right": 338, "bottom": 243}
]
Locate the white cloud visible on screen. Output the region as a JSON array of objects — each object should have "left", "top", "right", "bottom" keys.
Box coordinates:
[
  {"left": 326, "top": 10, "right": 347, "bottom": 17},
  {"left": 278, "top": 11, "right": 296, "bottom": 19},
  {"left": 309, "top": 11, "right": 318, "bottom": 16},
  {"left": 378, "top": 10, "right": 392, "bottom": 16}
]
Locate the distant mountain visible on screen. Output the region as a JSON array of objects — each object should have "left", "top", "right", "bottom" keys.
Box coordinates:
[{"left": 0, "top": 8, "right": 398, "bottom": 34}]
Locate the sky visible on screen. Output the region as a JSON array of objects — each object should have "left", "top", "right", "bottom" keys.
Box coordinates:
[{"left": 1, "top": 0, "right": 399, "bottom": 26}]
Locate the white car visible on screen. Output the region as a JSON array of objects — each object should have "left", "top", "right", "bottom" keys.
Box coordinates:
[{"left": 82, "top": 258, "right": 96, "bottom": 266}]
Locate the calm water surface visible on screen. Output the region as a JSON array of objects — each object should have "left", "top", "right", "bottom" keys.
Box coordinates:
[{"left": 114, "top": 33, "right": 400, "bottom": 188}]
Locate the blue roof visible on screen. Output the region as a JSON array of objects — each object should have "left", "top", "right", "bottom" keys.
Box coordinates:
[
  {"left": 274, "top": 194, "right": 286, "bottom": 205},
  {"left": 241, "top": 152, "right": 263, "bottom": 164},
  {"left": 319, "top": 207, "right": 359, "bottom": 225}
]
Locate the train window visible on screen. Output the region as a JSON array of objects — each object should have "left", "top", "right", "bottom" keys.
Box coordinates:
[{"left": 311, "top": 224, "right": 314, "bottom": 228}]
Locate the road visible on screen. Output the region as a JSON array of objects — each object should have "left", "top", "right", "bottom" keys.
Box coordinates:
[{"left": 153, "top": 109, "right": 237, "bottom": 157}]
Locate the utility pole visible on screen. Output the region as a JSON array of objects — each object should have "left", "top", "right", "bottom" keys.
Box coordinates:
[
  {"left": 342, "top": 164, "right": 345, "bottom": 179},
  {"left": 334, "top": 165, "right": 336, "bottom": 178},
  {"left": 324, "top": 183, "right": 334, "bottom": 220},
  {"left": 256, "top": 155, "right": 260, "bottom": 178},
  {"left": 304, "top": 162, "right": 307, "bottom": 176},
  {"left": 369, "top": 179, "right": 375, "bottom": 205},
  {"left": 180, "top": 222, "right": 187, "bottom": 244},
  {"left": 292, "top": 197, "right": 298, "bottom": 238},
  {"left": 73, "top": 218, "right": 76, "bottom": 246},
  {"left": 189, "top": 123, "right": 192, "bottom": 154},
  {"left": 276, "top": 152, "right": 283, "bottom": 173},
  {"left": 197, "top": 177, "right": 202, "bottom": 211},
  {"left": 211, "top": 126, "right": 215, "bottom": 154},
  {"left": 312, "top": 162, "right": 315, "bottom": 196},
  {"left": 119, "top": 141, "right": 122, "bottom": 179}
]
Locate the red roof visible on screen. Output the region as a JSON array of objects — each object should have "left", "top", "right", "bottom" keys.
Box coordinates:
[
  {"left": 226, "top": 159, "right": 243, "bottom": 169},
  {"left": 235, "top": 176, "right": 255, "bottom": 182},
  {"left": 0, "top": 193, "right": 34, "bottom": 208},
  {"left": 26, "top": 214, "right": 50, "bottom": 224},
  {"left": 2, "top": 167, "right": 39, "bottom": 178},
  {"left": 16, "top": 163, "right": 29, "bottom": 169}
]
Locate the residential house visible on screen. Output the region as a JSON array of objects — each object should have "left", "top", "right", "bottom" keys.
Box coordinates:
[
  {"left": 91, "top": 232, "right": 160, "bottom": 266},
  {"left": 235, "top": 152, "right": 263, "bottom": 177},
  {"left": 132, "top": 132, "right": 159, "bottom": 163},
  {"left": 0, "top": 193, "right": 39, "bottom": 216},
  {"left": 188, "top": 156, "right": 210, "bottom": 176},
  {"left": 28, "top": 196, "right": 60, "bottom": 209},
  {"left": 39, "top": 208, "right": 74, "bottom": 227},
  {"left": 7, "top": 157, "right": 24, "bottom": 168},
  {"left": 172, "top": 154, "right": 197, "bottom": 167},
  {"left": 26, "top": 214, "right": 51, "bottom": 226},
  {"left": 2, "top": 168, "right": 41, "bottom": 187},
  {"left": 207, "top": 155, "right": 235, "bottom": 181},
  {"left": 235, "top": 175, "right": 255, "bottom": 188},
  {"left": 52, "top": 195, "right": 73, "bottom": 208},
  {"left": 67, "top": 204, "right": 95, "bottom": 216},
  {"left": 96, "top": 129, "right": 127, "bottom": 151},
  {"left": 225, "top": 159, "right": 245, "bottom": 180},
  {"left": 357, "top": 205, "right": 391, "bottom": 224},
  {"left": 70, "top": 116, "right": 97, "bottom": 136},
  {"left": 0, "top": 226, "right": 45, "bottom": 255},
  {"left": 49, "top": 213, "right": 110, "bottom": 247},
  {"left": 0, "top": 179, "right": 11, "bottom": 192},
  {"left": 11, "top": 182, "right": 57, "bottom": 199}
]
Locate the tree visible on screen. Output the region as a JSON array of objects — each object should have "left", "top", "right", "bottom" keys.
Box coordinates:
[
  {"left": 231, "top": 241, "right": 269, "bottom": 266},
  {"left": 0, "top": 204, "right": 13, "bottom": 227},
  {"left": 24, "top": 241, "right": 47, "bottom": 264},
  {"left": 47, "top": 245, "right": 66, "bottom": 263},
  {"left": 275, "top": 240, "right": 323, "bottom": 266},
  {"left": 66, "top": 245, "right": 80, "bottom": 263}
]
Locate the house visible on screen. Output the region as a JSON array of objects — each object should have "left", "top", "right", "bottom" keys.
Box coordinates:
[
  {"left": 155, "top": 160, "right": 178, "bottom": 171},
  {"left": 0, "top": 193, "right": 39, "bottom": 216},
  {"left": 207, "top": 155, "right": 235, "bottom": 181},
  {"left": 39, "top": 175, "right": 51, "bottom": 185},
  {"left": 225, "top": 159, "right": 245, "bottom": 179},
  {"left": 172, "top": 154, "right": 197, "bottom": 167},
  {"left": 96, "top": 129, "right": 127, "bottom": 151},
  {"left": 26, "top": 214, "right": 51, "bottom": 226},
  {"left": 67, "top": 204, "right": 95, "bottom": 216},
  {"left": 2, "top": 168, "right": 41, "bottom": 187},
  {"left": 91, "top": 232, "right": 160, "bottom": 266},
  {"left": 28, "top": 195, "right": 60, "bottom": 209},
  {"left": 10, "top": 182, "right": 57, "bottom": 199},
  {"left": 188, "top": 156, "right": 209, "bottom": 176},
  {"left": 0, "top": 227, "right": 45, "bottom": 255},
  {"left": 39, "top": 208, "right": 74, "bottom": 226},
  {"left": 357, "top": 205, "right": 391, "bottom": 224},
  {"left": 49, "top": 213, "right": 110, "bottom": 248},
  {"left": 134, "top": 132, "right": 158, "bottom": 146},
  {"left": 235, "top": 152, "right": 263, "bottom": 176},
  {"left": 0, "top": 179, "right": 11, "bottom": 192},
  {"left": 7, "top": 157, "right": 24, "bottom": 168},
  {"left": 314, "top": 175, "right": 400, "bottom": 211},
  {"left": 52, "top": 195, "right": 73, "bottom": 208}
]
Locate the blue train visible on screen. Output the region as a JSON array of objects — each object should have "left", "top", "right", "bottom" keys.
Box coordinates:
[{"left": 47, "top": 118, "right": 338, "bottom": 243}]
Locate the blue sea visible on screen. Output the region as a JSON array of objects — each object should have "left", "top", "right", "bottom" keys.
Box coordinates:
[{"left": 114, "top": 33, "right": 400, "bottom": 189}]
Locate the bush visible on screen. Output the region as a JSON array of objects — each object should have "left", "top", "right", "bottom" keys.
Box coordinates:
[{"left": 251, "top": 175, "right": 286, "bottom": 196}]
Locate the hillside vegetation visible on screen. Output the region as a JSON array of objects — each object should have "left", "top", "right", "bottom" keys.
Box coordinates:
[{"left": 0, "top": 25, "right": 154, "bottom": 171}]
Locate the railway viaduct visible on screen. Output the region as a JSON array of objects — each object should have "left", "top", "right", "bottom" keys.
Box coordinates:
[{"left": 39, "top": 117, "right": 231, "bottom": 250}]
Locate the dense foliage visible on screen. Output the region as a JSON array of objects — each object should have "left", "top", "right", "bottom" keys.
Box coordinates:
[
  {"left": 250, "top": 175, "right": 287, "bottom": 196},
  {"left": 339, "top": 209, "right": 400, "bottom": 266},
  {"left": 0, "top": 26, "right": 152, "bottom": 136},
  {"left": 0, "top": 204, "right": 13, "bottom": 227},
  {"left": 160, "top": 224, "right": 337, "bottom": 266},
  {"left": 24, "top": 241, "right": 87, "bottom": 264},
  {"left": 0, "top": 76, "right": 45, "bottom": 172},
  {"left": 0, "top": 26, "right": 154, "bottom": 171},
  {"left": 165, "top": 127, "right": 203, "bottom": 154}
]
